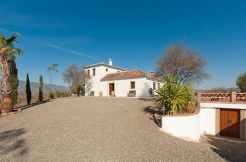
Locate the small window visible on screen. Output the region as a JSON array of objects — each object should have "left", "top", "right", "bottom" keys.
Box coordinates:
[
  {"left": 130, "top": 81, "right": 135, "bottom": 89},
  {"left": 87, "top": 70, "right": 90, "bottom": 76},
  {"left": 153, "top": 82, "right": 156, "bottom": 90},
  {"left": 158, "top": 83, "right": 160, "bottom": 89},
  {"left": 93, "top": 68, "right": 95, "bottom": 76},
  {"left": 106, "top": 68, "right": 108, "bottom": 72}
]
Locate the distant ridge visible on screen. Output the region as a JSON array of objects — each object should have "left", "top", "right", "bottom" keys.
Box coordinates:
[{"left": 17, "top": 80, "right": 69, "bottom": 95}]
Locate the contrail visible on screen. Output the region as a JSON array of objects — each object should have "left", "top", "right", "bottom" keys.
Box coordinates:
[
  {"left": 0, "top": 28, "right": 100, "bottom": 61},
  {"left": 47, "top": 44, "right": 99, "bottom": 61}
]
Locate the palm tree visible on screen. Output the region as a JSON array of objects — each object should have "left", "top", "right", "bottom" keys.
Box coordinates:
[
  {"left": 0, "top": 34, "right": 22, "bottom": 113},
  {"left": 46, "top": 64, "right": 58, "bottom": 98}
]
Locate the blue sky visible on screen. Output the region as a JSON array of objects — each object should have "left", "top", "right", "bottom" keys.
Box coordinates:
[{"left": 0, "top": 0, "right": 245, "bottom": 89}]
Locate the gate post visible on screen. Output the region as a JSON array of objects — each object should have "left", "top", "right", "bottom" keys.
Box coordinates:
[{"left": 231, "top": 92, "right": 236, "bottom": 103}]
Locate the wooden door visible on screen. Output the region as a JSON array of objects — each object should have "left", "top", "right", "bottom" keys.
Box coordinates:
[
  {"left": 109, "top": 83, "right": 114, "bottom": 96},
  {"left": 220, "top": 109, "right": 240, "bottom": 138}
]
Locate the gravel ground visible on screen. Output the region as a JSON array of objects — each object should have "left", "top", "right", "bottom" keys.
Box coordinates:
[{"left": 0, "top": 97, "right": 246, "bottom": 162}]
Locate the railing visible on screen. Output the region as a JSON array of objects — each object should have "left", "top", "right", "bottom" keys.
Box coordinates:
[{"left": 197, "top": 92, "right": 246, "bottom": 103}]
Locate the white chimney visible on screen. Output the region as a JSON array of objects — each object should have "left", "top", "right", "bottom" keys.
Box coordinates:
[{"left": 109, "top": 58, "right": 113, "bottom": 66}]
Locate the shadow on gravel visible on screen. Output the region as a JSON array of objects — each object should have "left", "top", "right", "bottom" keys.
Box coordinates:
[
  {"left": 204, "top": 136, "right": 246, "bottom": 162},
  {"left": 0, "top": 128, "right": 28, "bottom": 158},
  {"left": 143, "top": 106, "right": 162, "bottom": 127},
  {"left": 14, "top": 99, "right": 50, "bottom": 111}
]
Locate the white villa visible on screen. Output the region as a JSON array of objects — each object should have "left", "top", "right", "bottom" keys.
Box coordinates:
[{"left": 84, "top": 59, "right": 163, "bottom": 98}]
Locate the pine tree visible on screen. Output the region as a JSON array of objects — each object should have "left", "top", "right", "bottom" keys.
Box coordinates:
[
  {"left": 26, "top": 73, "right": 32, "bottom": 105},
  {"left": 39, "top": 75, "right": 44, "bottom": 102},
  {"left": 9, "top": 58, "right": 19, "bottom": 106}
]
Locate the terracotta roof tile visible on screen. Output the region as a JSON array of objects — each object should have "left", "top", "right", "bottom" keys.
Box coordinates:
[{"left": 101, "top": 70, "right": 162, "bottom": 81}]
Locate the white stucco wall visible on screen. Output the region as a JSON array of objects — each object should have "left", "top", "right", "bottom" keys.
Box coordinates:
[
  {"left": 200, "top": 108, "right": 216, "bottom": 135},
  {"left": 161, "top": 103, "right": 246, "bottom": 142},
  {"left": 85, "top": 65, "right": 124, "bottom": 96},
  {"left": 200, "top": 103, "right": 246, "bottom": 139},
  {"left": 85, "top": 63, "right": 163, "bottom": 98},
  {"left": 102, "top": 78, "right": 162, "bottom": 98},
  {"left": 162, "top": 114, "right": 200, "bottom": 142}
]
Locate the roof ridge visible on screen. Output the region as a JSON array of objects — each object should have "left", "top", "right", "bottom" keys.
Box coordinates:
[
  {"left": 101, "top": 69, "right": 162, "bottom": 82},
  {"left": 84, "top": 62, "right": 127, "bottom": 71}
]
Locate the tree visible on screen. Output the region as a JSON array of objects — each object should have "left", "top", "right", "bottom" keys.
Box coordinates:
[
  {"left": 26, "top": 73, "right": 32, "bottom": 105},
  {"left": 39, "top": 75, "right": 44, "bottom": 102},
  {"left": 0, "top": 34, "right": 22, "bottom": 113},
  {"left": 156, "top": 44, "right": 209, "bottom": 84},
  {"left": 155, "top": 75, "right": 194, "bottom": 114},
  {"left": 236, "top": 72, "right": 246, "bottom": 92},
  {"left": 9, "top": 57, "right": 19, "bottom": 106},
  {"left": 63, "top": 64, "right": 88, "bottom": 96},
  {"left": 46, "top": 64, "right": 58, "bottom": 97}
]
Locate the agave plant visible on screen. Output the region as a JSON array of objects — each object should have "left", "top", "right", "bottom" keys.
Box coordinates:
[{"left": 155, "top": 75, "right": 194, "bottom": 114}]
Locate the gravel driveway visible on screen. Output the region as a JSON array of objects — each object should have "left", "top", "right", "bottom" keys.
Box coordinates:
[{"left": 0, "top": 97, "right": 245, "bottom": 162}]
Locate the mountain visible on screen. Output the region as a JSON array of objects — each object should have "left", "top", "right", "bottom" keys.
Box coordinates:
[{"left": 18, "top": 80, "right": 69, "bottom": 95}]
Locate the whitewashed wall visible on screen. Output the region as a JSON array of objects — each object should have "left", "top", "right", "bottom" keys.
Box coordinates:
[
  {"left": 200, "top": 108, "right": 216, "bottom": 135},
  {"left": 102, "top": 78, "right": 162, "bottom": 98},
  {"left": 85, "top": 65, "right": 124, "bottom": 96},
  {"left": 85, "top": 64, "right": 163, "bottom": 98},
  {"left": 162, "top": 103, "right": 246, "bottom": 142},
  {"left": 162, "top": 114, "right": 200, "bottom": 142}
]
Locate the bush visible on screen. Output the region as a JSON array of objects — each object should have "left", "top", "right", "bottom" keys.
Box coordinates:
[
  {"left": 61, "top": 92, "right": 70, "bottom": 97},
  {"left": 54, "top": 91, "right": 71, "bottom": 98},
  {"left": 49, "top": 92, "right": 55, "bottom": 99},
  {"left": 155, "top": 75, "right": 194, "bottom": 114},
  {"left": 236, "top": 72, "right": 246, "bottom": 92}
]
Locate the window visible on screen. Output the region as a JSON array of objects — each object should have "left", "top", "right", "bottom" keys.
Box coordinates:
[
  {"left": 130, "top": 81, "right": 135, "bottom": 89},
  {"left": 158, "top": 83, "right": 160, "bottom": 89},
  {"left": 106, "top": 68, "right": 108, "bottom": 72},
  {"left": 153, "top": 82, "right": 156, "bottom": 90},
  {"left": 87, "top": 70, "right": 90, "bottom": 76},
  {"left": 93, "top": 68, "right": 95, "bottom": 76}
]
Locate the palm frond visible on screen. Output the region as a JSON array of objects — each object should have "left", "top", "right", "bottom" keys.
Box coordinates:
[{"left": 6, "top": 34, "right": 18, "bottom": 45}]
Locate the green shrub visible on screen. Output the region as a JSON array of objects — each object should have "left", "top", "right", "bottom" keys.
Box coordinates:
[
  {"left": 61, "top": 92, "right": 70, "bottom": 97},
  {"left": 56, "top": 91, "right": 61, "bottom": 98},
  {"left": 54, "top": 91, "right": 70, "bottom": 98},
  {"left": 155, "top": 75, "right": 194, "bottom": 114},
  {"left": 236, "top": 72, "right": 246, "bottom": 92},
  {"left": 49, "top": 92, "right": 55, "bottom": 99}
]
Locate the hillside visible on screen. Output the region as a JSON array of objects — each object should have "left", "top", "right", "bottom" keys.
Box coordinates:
[{"left": 17, "top": 80, "right": 69, "bottom": 95}]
